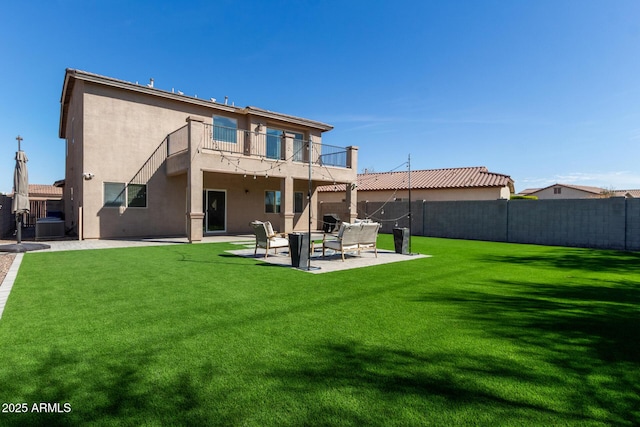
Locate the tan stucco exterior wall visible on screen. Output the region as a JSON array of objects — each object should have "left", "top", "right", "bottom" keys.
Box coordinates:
[
  {"left": 60, "top": 73, "right": 356, "bottom": 239},
  {"left": 530, "top": 186, "right": 603, "bottom": 199},
  {"left": 78, "top": 84, "right": 200, "bottom": 239},
  {"left": 319, "top": 186, "right": 510, "bottom": 204},
  {"left": 61, "top": 80, "right": 85, "bottom": 237},
  {"left": 201, "top": 173, "right": 317, "bottom": 233}
]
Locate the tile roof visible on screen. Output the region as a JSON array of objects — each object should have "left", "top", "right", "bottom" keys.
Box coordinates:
[
  {"left": 522, "top": 183, "right": 606, "bottom": 196},
  {"left": 29, "top": 184, "right": 62, "bottom": 197},
  {"left": 519, "top": 184, "right": 640, "bottom": 198},
  {"left": 518, "top": 188, "right": 541, "bottom": 195},
  {"left": 613, "top": 189, "right": 640, "bottom": 198},
  {"left": 24, "top": 184, "right": 63, "bottom": 198},
  {"left": 319, "top": 166, "right": 513, "bottom": 192}
]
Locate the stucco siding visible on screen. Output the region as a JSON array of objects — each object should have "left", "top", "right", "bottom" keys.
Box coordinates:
[
  {"left": 320, "top": 186, "right": 508, "bottom": 204},
  {"left": 60, "top": 69, "right": 355, "bottom": 240},
  {"left": 531, "top": 186, "right": 603, "bottom": 199},
  {"left": 80, "top": 84, "right": 197, "bottom": 238}
]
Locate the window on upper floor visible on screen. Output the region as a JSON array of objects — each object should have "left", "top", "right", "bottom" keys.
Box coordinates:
[
  {"left": 213, "top": 116, "right": 238, "bottom": 144},
  {"left": 266, "top": 128, "right": 304, "bottom": 160},
  {"left": 554, "top": 187, "right": 562, "bottom": 194}
]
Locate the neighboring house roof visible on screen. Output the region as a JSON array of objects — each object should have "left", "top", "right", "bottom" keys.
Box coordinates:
[
  {"left": 519, "top": 184, "right": 640, "bottom": 198},
  {"left": 59, "top": 69, "right": 334, "bottom": 138},
  {"left": 613, "top": 189, "right": 640, "bottom": 198},
  {"left": 518, "top": 188, "right": 541, "bottom": 195},
  {"left": 318, "top": 166, "right": 514, "bottom": 192},
  {"left": 29, "top": 184, "right": 63, "bottom": 198},
  {"left": 10, "top": 184, "right": 63, "bottom": 199},
  {"left": 522, "top": 183, "right": 605, "bottom": 196}
]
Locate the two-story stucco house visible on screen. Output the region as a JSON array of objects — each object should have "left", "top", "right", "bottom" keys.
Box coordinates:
[{"left": 59, "top": 69, "right": 358, "bottom": 241}]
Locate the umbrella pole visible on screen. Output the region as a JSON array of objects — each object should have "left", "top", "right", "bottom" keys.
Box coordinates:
[{"left": 16, "top": 214, "right": 22, "bottom": 245}]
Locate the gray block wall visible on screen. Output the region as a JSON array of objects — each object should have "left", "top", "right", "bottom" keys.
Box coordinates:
[
  {"left": 346, "top": 197, "right": 640, "bottom": 251},
  {"left": 0, "top": 195, "right": 14, "bottom": 238},
  {"left": 423, "top": 200, "right": 508, "bottom": 242},
  {"left": 625, "top": 199, "right": 640, "bottom": 251},
  {"left": 359, "top": 201, "right": 424, "bottom": 236},
  {"left": 507, "top": 198, "right": 627, "bottom": 250}
]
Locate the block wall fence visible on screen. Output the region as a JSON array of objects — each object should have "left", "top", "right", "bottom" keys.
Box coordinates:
[
  {"left": 0, "top": 195, "right": 13, "bottom": 238},
  {"left": 320, "top": 198, "right": 640, "bottom": 251}
]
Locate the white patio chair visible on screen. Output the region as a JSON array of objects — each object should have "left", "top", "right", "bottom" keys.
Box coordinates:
[{"left": 250, "top": 221, "right": 289, "bottom": 258}]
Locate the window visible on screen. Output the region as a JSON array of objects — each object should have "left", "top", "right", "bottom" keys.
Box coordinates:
[
  {"left": 266, "top": 128, "right": 304, "bottom": 160},
  {"left": 266, "top": 128, "right": 282, "bottom": 159},
  {"left": 127, "top": 184, "right": 147, "bottom": 208},
  {"left": 104, "top": 182, "right": 125, "bottom": 207},
  {"left": 213, "top": 116, "right": 237, "bottom": 143},
  {"left": 265, "top": 190, "right": 281, "bottom": 213},
  {"left": 294, "top": 191, "right": 304, "bottom": 213},
  {"left": 292, "top": 133, "right": 305, "bottom": 162},
  {"left": 104, "top": 182, "right": 147, "bottom": 208},
  {"left": 554, "top": 187, "right": 562, "bottom": 195}
]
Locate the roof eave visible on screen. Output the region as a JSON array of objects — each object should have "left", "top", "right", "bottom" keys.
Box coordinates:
[
  {"left": 59, "top": 69, "right": 334, "bottom": 137},
  {"left": 245, "top": 106, "right": 333, "bottom": 132}
]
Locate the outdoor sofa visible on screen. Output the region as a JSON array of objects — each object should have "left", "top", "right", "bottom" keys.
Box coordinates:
[{"left": 322, "top": 221, "right": 381, "bottom": 261}]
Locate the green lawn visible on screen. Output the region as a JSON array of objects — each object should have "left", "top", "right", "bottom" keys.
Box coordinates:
[{"left": 0, "top": 236, "right": 638, "bottom": 426}]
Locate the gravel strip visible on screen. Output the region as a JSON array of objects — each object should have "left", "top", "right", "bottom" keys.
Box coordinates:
[{"left": 0, "top": 254, "right": 17, "bottom": 286}]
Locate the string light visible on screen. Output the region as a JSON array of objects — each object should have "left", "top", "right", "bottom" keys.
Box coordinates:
[{"left": 212, "top": 142, "right": 412, "bottom": 228}]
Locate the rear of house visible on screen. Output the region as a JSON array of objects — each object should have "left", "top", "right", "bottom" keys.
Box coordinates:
[{"left": 59, "top": 69, "right": 358, "bottom": 241}]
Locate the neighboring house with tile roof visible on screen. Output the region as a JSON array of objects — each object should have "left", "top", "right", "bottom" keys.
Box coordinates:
[
  {"left": 26, "top": 185, "right": 64, "bottom": 225},
  {"left": 318, "top": 166, "right": 514, "bottom": 203},
  {"left": 518, "top": 183, "right": 608, "bottom": 199},
  {"left": 59, "top": 69, "right": 358, "bottom": 240},
  {"left": 612, "top": 189, "right": 640, "bottom": 198},
  {"left": 28, "top": 184, "right": 63, "bottom": 200},
  {"left": 8, "top": 184, "right": 64, "bottom": 227},
  {"left": 519, "top": 184, "right": 640, "bottom": 199}
]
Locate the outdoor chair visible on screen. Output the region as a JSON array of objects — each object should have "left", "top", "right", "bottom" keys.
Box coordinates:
[{"left": 250, "top": 221, "right": 289, "bottom": 258}]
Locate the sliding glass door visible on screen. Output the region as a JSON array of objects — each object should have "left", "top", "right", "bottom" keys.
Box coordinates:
[{"left": 203, "top": 190, "right": 226, "bottom": 233}]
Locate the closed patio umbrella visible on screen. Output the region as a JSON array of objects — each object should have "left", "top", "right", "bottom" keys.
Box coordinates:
[{"left": 12, "top": 150, "right": 29, "bottom": 244}]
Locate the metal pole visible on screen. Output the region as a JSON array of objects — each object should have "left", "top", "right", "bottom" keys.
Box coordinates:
[
  {"left": 408, "top": 154, "right": 412, "bottom": 254},
  {"left": 15, "top": 135, "right": 24, "bottom": 245},
  {"left": 303, "top": 136, "right": 320, "bottom": 271},
  {"left": 308, "top": 136, "right": 312, "bottom": 270}
]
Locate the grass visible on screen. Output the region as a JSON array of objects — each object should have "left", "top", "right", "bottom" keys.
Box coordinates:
[{"left": 0, "top": 235, "right": 638, "bottom": 426}]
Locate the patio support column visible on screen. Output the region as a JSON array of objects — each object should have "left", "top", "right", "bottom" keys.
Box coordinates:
[
  {"left": 186, "top": 116, "right": 205, "bottom": 243},
  {"left": 277, "top": 133, "right": 295, "bottom": 233},
  {"left": 281, "top": 175, "right": 294, "bottom": 233},
  {"left": 346, "top": 146, "right": 359, "bottom": 223},
  {"left": 346, "top": 182, "right": 358, "bottom": 223}
]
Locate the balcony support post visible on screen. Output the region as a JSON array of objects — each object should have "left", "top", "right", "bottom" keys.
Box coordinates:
[
  {"left": 186, "top": 116, "right": 205, "bottom": 242},
  {"left": 346, "top": 146, "right": 359, "bottom": 223},
  {"left": 281, "top": 175, "right": 294, "bottom": 234}
]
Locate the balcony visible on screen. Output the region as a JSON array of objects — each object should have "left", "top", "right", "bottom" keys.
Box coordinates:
[
  {"left": 166, "top": 121, "right": 357, "bottom": 181},
  {"left": 202, "top": 124, "right": 350, "bottom": 168}
]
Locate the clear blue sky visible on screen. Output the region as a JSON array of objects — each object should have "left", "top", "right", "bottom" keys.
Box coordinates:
[{"left": 2, "top": 0, "right": 640, "bottom": 193}]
